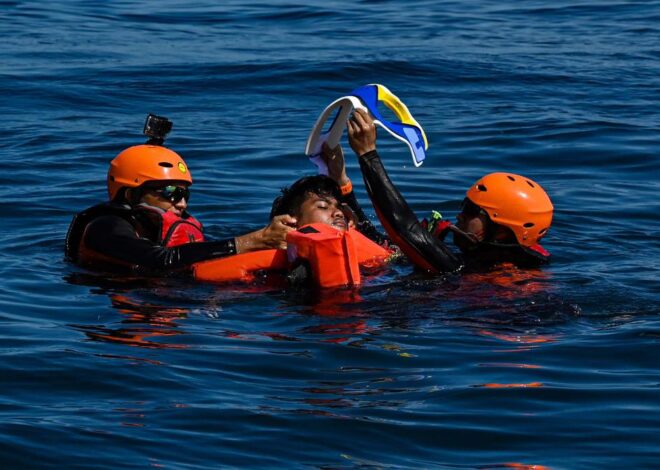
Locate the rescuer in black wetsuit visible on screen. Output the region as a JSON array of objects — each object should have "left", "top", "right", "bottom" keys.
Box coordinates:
[
  {"left": 65, "top": 115, "right": 295, "bottom": 274},
  {"left": 344, "top": 109, "right": 554, "bottom": 273}
]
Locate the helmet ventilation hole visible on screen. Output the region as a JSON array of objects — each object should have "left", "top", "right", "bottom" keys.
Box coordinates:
[
  {"left": 159, "top": 162, "right": 174, "bottom": 168},
  {"left": 507, "top": 175, "right": 515, "bottom": 181},
  {"left": 477, "top": 184, "right": 487, "bottom": 191},
  {"left": 526, "top": 180, "right": 535, "bottom": 188},
  {"left": 523, "top": 222, "right": 535, "bottom": 228}
]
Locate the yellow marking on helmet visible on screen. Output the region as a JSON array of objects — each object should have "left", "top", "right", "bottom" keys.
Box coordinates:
[{"left": 178, "top": 162, "right": 187, "bottom": 173}]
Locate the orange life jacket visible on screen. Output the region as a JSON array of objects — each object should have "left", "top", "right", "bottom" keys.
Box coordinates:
[
  {"left": 65, "top": 202, "right": 205, "bottom": 268},
  {"left": 192, "top": 223, "right": 392, "bottom": 288},
  {"left": 135, "top": 204, "right": 204, "bottom": 247}
]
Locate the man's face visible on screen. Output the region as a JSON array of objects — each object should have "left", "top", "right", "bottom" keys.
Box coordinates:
[
  {"left": 296, "top": 192, "right": 348, "bottom": 231},
  {"left": 140, "top": 184, "right": 189, "bottom": 217},
  {"left": 455, "top": 212, "right": 488, "bottom": 241},
  {"left": 453, "top": 210, "right": 489, "bottom": 252}
]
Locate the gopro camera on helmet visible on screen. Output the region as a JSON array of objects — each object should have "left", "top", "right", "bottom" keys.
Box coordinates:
[{"left": 143, "top": 114, "right": 173, "bottom": 146}]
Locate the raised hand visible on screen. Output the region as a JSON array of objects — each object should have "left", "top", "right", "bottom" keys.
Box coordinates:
[
  {"left": 347, "top": 108, "right": 377, "bottom": 157},
  {"left": 321, "top": 142, "right": 350, "bottom": 186}
]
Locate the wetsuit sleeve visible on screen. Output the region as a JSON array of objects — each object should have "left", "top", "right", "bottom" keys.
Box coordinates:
[
  {"left": 84, "top": 215, "right": 237, "bottom": 271},
  {"left": 358, "top": 150, "right": 463, "bottom": 273},
  {"left": 340, "top": 190, "right": 389, "bottom": 245}
]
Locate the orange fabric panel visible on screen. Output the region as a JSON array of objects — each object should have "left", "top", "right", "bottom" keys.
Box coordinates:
[
  {"left": 192, "top": 224, "right": 390, "bottom": 287},
  {"left": 193, "top": 249, "right": 287, "bottom": 282},
  {"left": 287, "top": 224, "right": 358, "bottom": 287},
  {"left": 287, "top": 224, "right": 390, "bottom": 288},
  {"left": 349, "top": 226, "right": 391, "bottom": 268}
]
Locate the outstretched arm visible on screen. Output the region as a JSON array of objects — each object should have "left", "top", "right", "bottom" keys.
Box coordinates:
[
  {"left": 348, "top": 109, "right": 462, "bottom": 273},
  {"left": 235, "top": 214, "right": 297, "bottom": 252},
  {"left": 83, "top": 215, "right": 239, "bottom": 272},
  {"left": 82, "top": 213, "right": 295, "bottom": 273},
  {"left": 320, "top": 142, "right": 388, "bottom": 245}
]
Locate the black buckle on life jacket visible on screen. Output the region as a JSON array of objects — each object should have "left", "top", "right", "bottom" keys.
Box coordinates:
[{"left": 298, "top": 226, "right": 320, "bottom": 234}]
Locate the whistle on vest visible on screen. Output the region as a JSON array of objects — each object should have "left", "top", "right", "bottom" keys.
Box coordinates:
[{"left": 421, "top": 210, "right": 452, "bottom": 240}]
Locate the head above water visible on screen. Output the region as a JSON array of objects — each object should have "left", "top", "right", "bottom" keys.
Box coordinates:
[
  {"left": 107, "top": 115, "right": 191, "bottom": 204},
  {"left": 107, "top": 144, "right": 192, "bottom": 203},
  {"left": 458, "top": 172, "right": 553, "bottom": 248},
  {"left": 270, "top": 175, "right": 349, "bottom": 231}
]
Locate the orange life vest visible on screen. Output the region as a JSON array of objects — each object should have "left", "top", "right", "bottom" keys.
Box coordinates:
[
  {"left": 192, "top": 223, "right": 392, "bottom": 288},
  {"left": 65, "top": 202, "right": 205, "bottom": 269},
  {"left": 136, "top": 204, "right": 204, "bottom": 247}
]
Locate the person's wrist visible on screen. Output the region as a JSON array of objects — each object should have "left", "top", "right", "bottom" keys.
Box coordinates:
[
  {"left": 235, "top": 228, "right": 263, "bottom": 254},
  {"left": 355, "top": 143, "right": 375, "bottom": 155},
  {"left": 340, "top": 179, "right": 353, "bottom": 196},
  {"left": 255, "top": 228, "right": 267, "bottom": 250},
  {"left": 234, "top": 235, "right": 245, "bottom": 254}
]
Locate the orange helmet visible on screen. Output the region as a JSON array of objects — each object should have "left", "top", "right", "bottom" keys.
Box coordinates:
[
  {"left": 466, "top": 172, "right": 553, "bottom": 247},
  {"left": 107, "top": 144, "right": 192, "bottom": 201}
]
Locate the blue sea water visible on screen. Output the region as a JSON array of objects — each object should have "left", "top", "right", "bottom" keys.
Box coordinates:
[{"left": 1, "top": 0, "right": 659, "bottom": 468}]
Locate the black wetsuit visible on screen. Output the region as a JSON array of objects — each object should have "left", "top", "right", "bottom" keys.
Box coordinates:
[
  {"left": 65, "top": 189, "right": 384, "bottom": 275},
  {"left": 65, "top": 203, "right": 238, "bottom": 273},
  {"left": 357, "top": 150, "right": 549, "bottom": 273},
  {"left": 358, "top": 151, "right": 462, "bottom": 273}
]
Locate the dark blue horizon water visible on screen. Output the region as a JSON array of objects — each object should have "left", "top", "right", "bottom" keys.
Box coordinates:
[{"left": 1, "top": 1, "right": 659, "bottom": 468}]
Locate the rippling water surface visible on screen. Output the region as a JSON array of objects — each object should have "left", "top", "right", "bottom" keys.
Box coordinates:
[{"left": 1, "top": 1, "right": 659, "bottom": 468}]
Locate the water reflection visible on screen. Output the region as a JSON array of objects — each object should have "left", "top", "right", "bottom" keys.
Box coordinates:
[
  {"left": 73, "top": 293, "right": 190, "bottom": 349},
  {"left": 269, "top": 265, "right": 579, "bottom": 416},
  {"left": 450, "top": 263, "right": 557, "bottom": 307},
  {"left": 63, "top": 264, "right": 577, "bottom": 401},
  {"left": 440, "top": 264, "right": 580, "bottom": 347},
  {"left": 282, "top": 287, "right": 374, "bottom": 344},
  {"left": 270, "top": 367, "right": 423, "bottom": 415},
  {"left": 64, "top": 271, "right": 193, "bottom": 349}
]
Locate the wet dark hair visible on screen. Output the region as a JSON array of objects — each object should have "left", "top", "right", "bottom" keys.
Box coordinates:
[{"left": 270, "top": 175, "right": 342, "bottom": 219}]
